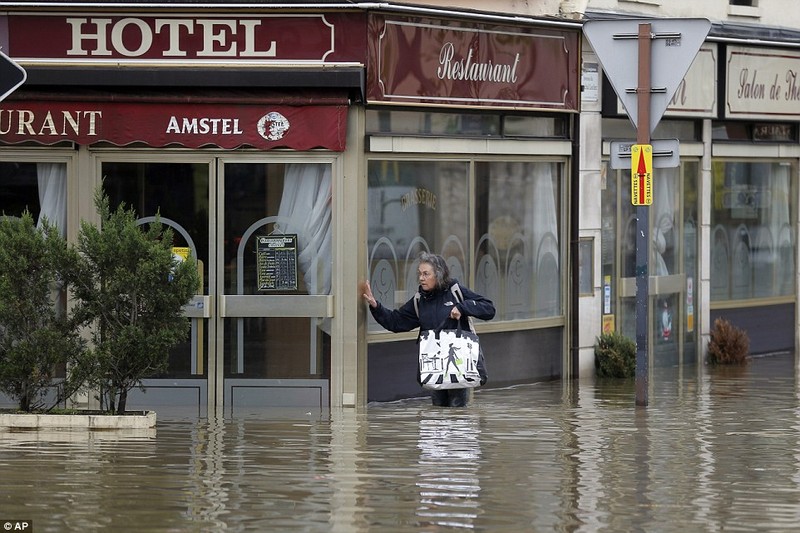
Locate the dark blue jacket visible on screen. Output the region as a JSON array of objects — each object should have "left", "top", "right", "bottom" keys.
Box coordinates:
[{"left": 369, "top": 279, "right": 495, "bottom": 333}]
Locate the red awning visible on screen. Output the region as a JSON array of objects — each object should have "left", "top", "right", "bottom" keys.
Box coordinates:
[{"left": 0, "top": 97, "right": 348, "bottom": 151}]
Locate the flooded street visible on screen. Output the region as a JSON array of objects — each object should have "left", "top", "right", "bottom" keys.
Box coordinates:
[{"left": 2, "top": 354, "right": 800, "bottom": 532}]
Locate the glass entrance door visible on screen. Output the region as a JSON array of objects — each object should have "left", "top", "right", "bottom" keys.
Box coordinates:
[
  {"left": 102, "top": 158, "right": 213, "bottom": 415},
  {"left": 602, "top": 161, "right": 700, "bottom": 368},
  {"left": 101, "top": 156, "right": 335, "bottom": 415},
  {"left": 217, "top": 160, "right": 333, "bottom": 414}
]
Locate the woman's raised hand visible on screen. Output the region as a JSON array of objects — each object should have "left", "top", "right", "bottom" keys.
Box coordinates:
[{"left": 361, "top": 280, "right": 377, "bottom": 308}]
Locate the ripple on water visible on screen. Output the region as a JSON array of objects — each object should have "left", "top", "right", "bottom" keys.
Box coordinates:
[{"left": 2, "top": 354, "right": 800, "bottom": 531}]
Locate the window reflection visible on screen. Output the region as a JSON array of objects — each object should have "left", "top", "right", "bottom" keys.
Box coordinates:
[
  {"left": 475, "top": 162, "right": 562, "bottom": 319},
  {"left": 711, "top": 160, "right": 796, "bottom": 301},
  {"left": 367, "top": 159, "right": 565, "bottom": 325},
  {"left": 0, "top": 161, "right": 69, "bottom": 378},
  {"left": 366, "top": 109, "right": 499, "bottom": 136},
  {"left": 367, "top": 160, "right": 469, "bottom": 329}
]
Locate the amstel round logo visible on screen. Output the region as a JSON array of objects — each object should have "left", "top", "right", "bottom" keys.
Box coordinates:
[{"left": 257, "top": 111, "right": 290, "bottom": 141}]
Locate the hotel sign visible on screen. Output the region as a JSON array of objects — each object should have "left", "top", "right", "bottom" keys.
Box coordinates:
[
  {"left": 1, "top": 13, "right": 365, "bottom": 64},
  {"left": 367, "top": 15, "right": 579, "bottom": 110}
]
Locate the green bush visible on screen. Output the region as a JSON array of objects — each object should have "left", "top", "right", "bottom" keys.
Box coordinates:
[
  {"left": 707, "top": 318, "right": 749, "bottom": 365},
  {"left": 0, "top": 191, "right": 199, "bottom": 415},
  {"left": 68, "top": 191, "right": 200, "bottom": 414},
  {"left": 595, "top": 331, "right": 636, "bottom": 378},
  {"left": 0, "top": 212, "right": 85, "bottom": 411}
]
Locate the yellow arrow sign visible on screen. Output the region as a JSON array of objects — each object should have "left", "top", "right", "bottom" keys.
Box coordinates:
[{"left": 631, "top": 144, "right": 653, "bottom": 206}]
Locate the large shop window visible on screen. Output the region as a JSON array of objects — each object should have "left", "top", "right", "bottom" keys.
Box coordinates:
[
  {"left": 475, "top": 162, "right": 562, "bottom": 320},
  {"left": 367, "top": 159, "right": 563, "bottom": 330},
  {"left": 0, "top": 160, "right": 68, "bottom": 374},
  {"left": 224, "top": 162, "right": 332, "bottom": 297},
  {"left": 0, "top": 162, "right": 67, "bottom": 233},
  {"left": 711, "top": 160, "right": 796, "bottom": 301},
  {"left": 223, "top": 162, "right": 332, "bottom": 380},
  {"left": 367, "top": 160, "right": 469, "bottom": 329}
]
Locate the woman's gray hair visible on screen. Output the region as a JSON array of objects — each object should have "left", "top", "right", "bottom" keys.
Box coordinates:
[{"left": 418, "top": 252, "right": 452, "bottom": 290}]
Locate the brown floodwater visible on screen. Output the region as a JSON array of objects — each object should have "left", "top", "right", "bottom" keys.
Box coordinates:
[{"left": 2, "top": 354, "right": 800, "bottom": 532}]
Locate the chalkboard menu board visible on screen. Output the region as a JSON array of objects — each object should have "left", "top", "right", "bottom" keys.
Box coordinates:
[{"left": 256, "top": 234, "right": 298, "bottom": 291}]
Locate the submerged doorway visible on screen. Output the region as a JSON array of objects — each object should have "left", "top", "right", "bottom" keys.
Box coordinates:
[
  {"left": 101, "top": 156, "right": 334, "bottom": 415},
  {"left": 601, "top": 161, "right": 700, "bottom": 368}
]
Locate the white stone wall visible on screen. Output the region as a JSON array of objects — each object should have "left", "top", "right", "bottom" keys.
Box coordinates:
[
  {"left": 388, "top": 0, "right": 564, "bottom": 17},
  {"left": 578, "top": 45, "right": 605, "bottom": 377},
  {"left": 587, "top": 0, "right": 800, "bottom": 30}
]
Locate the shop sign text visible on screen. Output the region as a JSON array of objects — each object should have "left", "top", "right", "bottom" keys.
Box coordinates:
[
  {"left": 617, "top": 45, "right": 717, "bottom": 118},
  {"left": 727, "top": 45, "right": 800, "bottom": 120},
  {"left": 5, "top": 14, "right": 347, "bottom": 62},
  {"left": 368, "top": 15, "right": 579, "bottom": 111},
  {"left": 66, "top": 17, "right": 280, "bottom": 58},
  {"left": 0, "top": 101, "right": 346, "bottom": 151}
]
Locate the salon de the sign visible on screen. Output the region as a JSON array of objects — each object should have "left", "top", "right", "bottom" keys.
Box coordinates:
[{"left": 726, "top": 45, "right": 800, "bottom": 120}]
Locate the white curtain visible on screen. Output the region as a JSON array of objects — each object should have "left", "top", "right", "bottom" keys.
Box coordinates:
[
  {"left": 275, "top": 163, "right": 332, "bottom": 296},
  {"left": 769, "top": 162, "right": 791, "bottom": 245},
  {"left": 36, "top": 163, "right": 67, "bottom": 237},
  {"left": 652, "top": 169, "right": 677, "bottom": 276},
  {"left": 531, "top": 163, "right": 559, "bottom": 268},
  {"left": 36, "top": 163, "right": 67, "bottom": 312},
  {"left": 531, "top": 163, "right": 560, "bottom": 316}
]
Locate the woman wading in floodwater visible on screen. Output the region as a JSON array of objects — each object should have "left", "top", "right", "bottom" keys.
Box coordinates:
[{"left": 363, "top": 252, "right": 495, "bottom": 407}]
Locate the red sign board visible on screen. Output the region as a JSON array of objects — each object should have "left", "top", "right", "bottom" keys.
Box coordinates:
[
  {"left": 0, "top": 101, "right": 347, "bottom": 150},
  {"left": 3, "top": 13, "right": 366, "bottom": 63},
  {"left": 367, "top": 15, "right": 579, "bottom": 111}
]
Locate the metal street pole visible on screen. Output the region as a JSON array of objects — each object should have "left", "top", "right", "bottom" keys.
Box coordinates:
[
  {"left": 584, "top": 17, "right": 709, "bottom": 408},
  {"left": 635, "top": 23, "right": 651, "bottom": 407}
]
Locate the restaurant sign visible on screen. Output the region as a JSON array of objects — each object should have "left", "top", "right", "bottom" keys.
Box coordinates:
[
  {"left": 0, "top": 101, "right": 347, "bottom": 150},
  {"left": 367, "top": 15, "right": 579, "bottom": 111}
]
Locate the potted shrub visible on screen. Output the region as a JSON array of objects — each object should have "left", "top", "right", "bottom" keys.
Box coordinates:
[
  {"left": 69, "top": 191, "right": 200, "bottom": 414},
  {"left": 594, "top": 331, "right": 636, "bottom": 378},
  {"left": 707, "top": 317, "right": 750, "bottom": 365},
  {"left": 0, "top": 212, "right": 85, "bottom": 412}
]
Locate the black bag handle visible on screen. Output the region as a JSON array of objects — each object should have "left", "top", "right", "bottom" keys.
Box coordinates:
[{"left": 433, "top": 315, "right": 462, "bottom": 337}]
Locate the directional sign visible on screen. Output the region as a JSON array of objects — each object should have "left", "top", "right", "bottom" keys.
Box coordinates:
[
  {"left": 584, "top": 18, "right": 710, "bottom": 134},
  {"left": 631, "top": 144, "right": 652, "bottom": 206},
  {"left": 610, "top": 138, "right": 680, "bottom": 170},
  {"left": 0, "top": 50, "right": 26, "bottom": 102}
]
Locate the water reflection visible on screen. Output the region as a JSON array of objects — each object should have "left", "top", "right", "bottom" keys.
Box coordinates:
[
  {"left": 186, "top": 415, "right": 227, "bottom": 529},
  {"left": 2, "top": 355, "right": 800, "bottom": 531},
  {"left": 416, "top": 410, "right": 482, "bottom": 529}
]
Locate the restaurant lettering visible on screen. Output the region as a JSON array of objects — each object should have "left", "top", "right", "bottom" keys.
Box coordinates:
[
  {"left": 0, "top": 102, "right": 346, "bottom": 150},
  {"left": 437, "top": 42, "right": 520, "bottom": 84},
  {"left": 371, "top": 16, "right": 578, "bottom": 110},
  {"left": 66, "top": 17, "right": 280, "bottom": 57},
  {"left": 0, "top": 109, "right": 102, "bottom": 136},
  {"left": 669, "top": 79, "right": 687, "bottom": 107}
]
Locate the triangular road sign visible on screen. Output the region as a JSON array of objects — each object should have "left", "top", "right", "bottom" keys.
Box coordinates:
[
  {"left": 584, "top": 18, "right": 710, "bottom": 134},
  {"left": 0, "top": 50, "right": 26, "bottom": 103}
]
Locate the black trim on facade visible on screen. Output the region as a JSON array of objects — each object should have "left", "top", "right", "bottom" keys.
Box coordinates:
[{"left": 23, "top": 67, "right": 365, "bottom": 101}]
